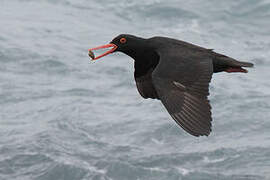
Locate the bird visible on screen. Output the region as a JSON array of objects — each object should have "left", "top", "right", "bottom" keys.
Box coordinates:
[{"left": 88, "top": 34, "right": 254, "bottom": 137}]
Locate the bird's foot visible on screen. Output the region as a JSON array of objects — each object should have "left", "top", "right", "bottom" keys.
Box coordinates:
[{"left": 225, "top": 67, "right": 248, "bottom": 73}]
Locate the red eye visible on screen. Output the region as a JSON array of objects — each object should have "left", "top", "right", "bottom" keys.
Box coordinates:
[{"left": 120, "top": 37, "right": 127, "bottom": 44}]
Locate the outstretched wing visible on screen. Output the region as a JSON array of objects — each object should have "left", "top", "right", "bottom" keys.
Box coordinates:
[{"left": 152, "top": 46, "right": 213, "bottom": 137}]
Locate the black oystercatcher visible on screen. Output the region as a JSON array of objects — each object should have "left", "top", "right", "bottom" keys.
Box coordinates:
[{"left": 88, "top": 34, "right": 254, "bottom": 137}]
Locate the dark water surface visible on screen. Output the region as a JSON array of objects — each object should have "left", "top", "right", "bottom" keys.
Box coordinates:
[{"left": 1, "top": 0, "right": 270, "bottom": 179}]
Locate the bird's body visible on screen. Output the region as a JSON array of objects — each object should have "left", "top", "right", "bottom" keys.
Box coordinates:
[{"left": 89, "top": 34, "right": 254, "bottom": 137}]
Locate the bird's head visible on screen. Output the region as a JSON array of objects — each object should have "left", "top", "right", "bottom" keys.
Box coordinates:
[{"left": 88, "top": 34, "right": 149, "bottom": 61}]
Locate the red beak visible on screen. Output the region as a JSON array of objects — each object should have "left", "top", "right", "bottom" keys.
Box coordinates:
[{"left": 88, "top": 43, "right": 117, "bottom": 60}]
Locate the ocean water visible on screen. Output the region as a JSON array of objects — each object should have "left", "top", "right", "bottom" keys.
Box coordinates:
[{"left": 1, "top": 0, "right": 270, "bottom": 179}]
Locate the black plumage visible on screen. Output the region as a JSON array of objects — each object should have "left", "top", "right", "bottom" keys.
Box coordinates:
[{"left": 89, "top": 34, "right": 254, "bottom": 137}]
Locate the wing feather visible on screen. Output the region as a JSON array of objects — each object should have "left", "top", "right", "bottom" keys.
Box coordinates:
[{"left": 152, "top": 46, "right": 213, "bottom": 137}]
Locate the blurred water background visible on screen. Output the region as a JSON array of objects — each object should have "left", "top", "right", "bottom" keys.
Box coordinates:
[{"left": 1, "top": 0, "right": 270, "bottom": 179}]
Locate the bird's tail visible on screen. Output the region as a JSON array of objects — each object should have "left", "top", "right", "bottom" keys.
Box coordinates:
[
  {"left": 214, "top": 53, "right": 254, "bottom": 73},
  {"left": 231, "top": 60, "right": 254, "bottom": 68},
  {"left": 224, "top": 59, "right": 254, "bottom": 73}
]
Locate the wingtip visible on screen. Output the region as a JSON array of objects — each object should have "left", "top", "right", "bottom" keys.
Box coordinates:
[{"left": 187, "top": 128, "right": 212, "bottom": 137}]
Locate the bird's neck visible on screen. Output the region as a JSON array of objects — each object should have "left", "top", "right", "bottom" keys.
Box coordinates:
[{"left": 134, "top": 50, "right": 159, "bottom": 78}]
